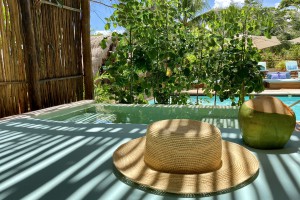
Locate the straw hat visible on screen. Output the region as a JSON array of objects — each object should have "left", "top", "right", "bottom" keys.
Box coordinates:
[{"left": 113, "top": 119, "right": 259, "bottom": 195}]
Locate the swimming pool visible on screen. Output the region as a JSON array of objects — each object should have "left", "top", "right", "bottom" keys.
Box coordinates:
[
  {"left": 150, "top": 95, "right": 300, "bottom": 120},
  {"left": 37, "top": 104, "right": 240, "bottom": 129},
  {"left": 36, "top": 95, "right": 300, "bottom": 128}
]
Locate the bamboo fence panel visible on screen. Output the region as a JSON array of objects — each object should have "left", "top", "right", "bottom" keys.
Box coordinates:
[
  {"left": 0, "top": 0, "right": 28, "bottom": 118},
  {"left": 32, "top": 0, "right": 83, "bottom": 108},
  {"left": 0, "top": 0, "right": 85, "bottom": 118}
]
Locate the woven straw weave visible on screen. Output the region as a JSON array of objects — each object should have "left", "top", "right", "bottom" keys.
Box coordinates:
[
  {"left": 113, "top": 119, "right": 259, "bottom": 195},
  {"left": 144, "top": 119, "right": 222, "bottom": 174}
]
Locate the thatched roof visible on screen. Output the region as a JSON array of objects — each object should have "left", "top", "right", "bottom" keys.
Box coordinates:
[
  {"left": 251, "top": 36, "right": 281, "bottom": 49},
  {"left": 91, "top": 35, "right": 113, "bottom": 75}
]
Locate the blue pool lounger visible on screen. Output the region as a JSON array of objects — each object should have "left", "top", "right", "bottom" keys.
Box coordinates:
[
  {"left": 285, "top": 60, "right": 300, "bottom": 72},
  {"left": 258, "top": 62, "right": 267, "bottom": 71}
]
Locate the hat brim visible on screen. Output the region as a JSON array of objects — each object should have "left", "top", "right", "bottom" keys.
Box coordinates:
[{"left": 113, "top": 137, "right": 259, "bottom": 195}]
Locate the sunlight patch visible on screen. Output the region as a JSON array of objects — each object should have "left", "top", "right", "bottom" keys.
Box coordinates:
[{"left": 86, "top": 127, "right": 105, "bottom": 132}]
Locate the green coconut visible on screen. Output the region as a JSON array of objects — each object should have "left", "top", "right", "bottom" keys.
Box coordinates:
[{"left": 238, "top": 96, "right": 296, "bottom": 149}]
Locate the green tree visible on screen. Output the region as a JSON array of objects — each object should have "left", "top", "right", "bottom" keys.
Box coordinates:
[
  {"left": 269, "top": 7, "right": 300, "bottom": 40},
  {"left": 104, "top": 0, "right": 198, "bottom": 104},
  {"left": 202, "top": 3, "right": 272, "bottom": 105},
  {"left": 95, "top": 0, "right": 273, "bottom": 106},
  {"left": 177, "top": 0, "right": 208, "bottom": 26},
  {"left": 279, "top": 0, "right": 300, "bottom": 9}
]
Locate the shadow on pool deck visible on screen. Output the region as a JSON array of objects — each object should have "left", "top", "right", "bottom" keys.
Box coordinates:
[{"left": 0, "top": 118, "right": 299, "bottom": 200}]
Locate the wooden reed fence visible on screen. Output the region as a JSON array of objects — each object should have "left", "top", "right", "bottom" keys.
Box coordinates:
[{"left": 0, "top": 0, "right": 93, "bottom": 118}]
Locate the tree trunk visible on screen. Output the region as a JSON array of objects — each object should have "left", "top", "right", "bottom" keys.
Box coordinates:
[
  {"left": 81, "top": 0, "right": 94, "bottom": 99},
  {"left": 19, "top": 0, "right": 42, "bottom": 110}
]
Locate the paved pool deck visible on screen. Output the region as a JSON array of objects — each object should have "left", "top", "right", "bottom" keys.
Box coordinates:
[{"left": 0, "top": 100, "right": 299, "bottom": 200}]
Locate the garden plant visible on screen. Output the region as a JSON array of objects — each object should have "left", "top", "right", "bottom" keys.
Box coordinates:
[{"left": 96, "top": 0, "right": 275, "bottom": 106}]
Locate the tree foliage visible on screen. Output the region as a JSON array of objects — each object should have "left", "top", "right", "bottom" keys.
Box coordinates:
[
  {"left": 96, "top": 0, "right": 273, "bottom": 106},
  {"left": 199, "top": 3, "right": 271, "bottom": 105},
  {"left": 177, "top": 0, "right": 208, "bottom": 26},
  {"left": 260, "top": 0, "right": 300, "bottom": 66},
  {"left": 269, "top": 6, "right": 300, "bottom": 40},
  {"left": 103, "top": 0, "right": 197, "bottom": 104},
  {"left": 279, "top": 0, "right": 300, "bottom": 9}
]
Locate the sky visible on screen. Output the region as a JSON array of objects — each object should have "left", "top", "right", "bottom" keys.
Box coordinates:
[{"left": 90, "top": 0, "right": 282, "bottom": 34}]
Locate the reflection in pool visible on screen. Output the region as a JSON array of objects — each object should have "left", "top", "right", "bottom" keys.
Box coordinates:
[
  {"left": 36, "top": 95, "right": 300, "bottom": 128},
  {"left": 37, "top": 104, "right": 240, "bottom": 129}
]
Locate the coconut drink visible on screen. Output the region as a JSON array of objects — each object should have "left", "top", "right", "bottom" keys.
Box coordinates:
[{"left": 238, "top": 96, "right": 296, "bottom": 149}]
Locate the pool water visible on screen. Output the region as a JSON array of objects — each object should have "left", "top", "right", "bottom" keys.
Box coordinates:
[
  {"left": 150, "top": 95, "right": 300, "bottom": 120},
  {"left": 37, "top": 96, "right": 300, "bottom": 128},
  {"left": 37, "top": 104, "right": 240, "bottom": 129}
]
